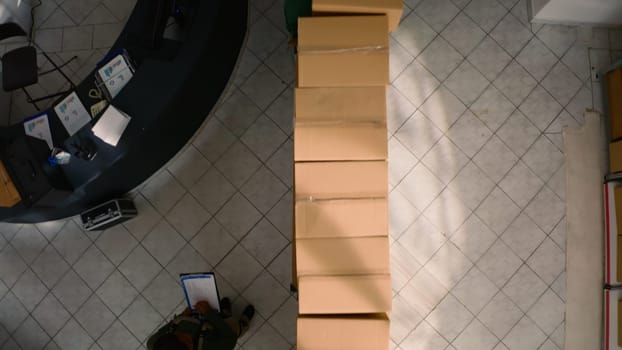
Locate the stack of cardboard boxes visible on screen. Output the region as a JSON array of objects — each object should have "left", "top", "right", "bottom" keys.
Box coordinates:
[
  {"left": 292, "top": 1, "right": 401, "bottom": 348},
  {"left": 604, "top": 66, "right": 622, "bottom": 350},
  {"left": 608, "top": 67, "right": 622, "bottom": 173}
]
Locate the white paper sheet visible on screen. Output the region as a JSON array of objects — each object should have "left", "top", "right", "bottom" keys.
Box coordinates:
[
  {"left": 91, "top": 105, "right": 131, "bottom": 147},
  {"left": 181, "top": 274, "right": 221, "bottom": 312},
  {"left": 23, "top": 113, "right": 53, "bottom": 149},
  {"left": 54, "top": 91, "right": 91, "bottom": 136},
  {"left": 97, "top": 54, "right": 134, "bottom": 99}
]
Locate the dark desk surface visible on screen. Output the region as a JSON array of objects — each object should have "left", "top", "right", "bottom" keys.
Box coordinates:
[{"left": 0, "top": 0, "right": 249, "bottom": 222}]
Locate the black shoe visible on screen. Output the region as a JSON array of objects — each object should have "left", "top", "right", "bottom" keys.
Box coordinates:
[
  {"left": 220, "top": 297, "right": 232, "bottom": 318},
  {"left": 242, "top": 305, "right": 255, "bottom": 321}
]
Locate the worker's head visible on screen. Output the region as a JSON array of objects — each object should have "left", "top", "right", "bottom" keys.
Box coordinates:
[{"left": 154, "top": 334, "right": 188, "bottom": 350}]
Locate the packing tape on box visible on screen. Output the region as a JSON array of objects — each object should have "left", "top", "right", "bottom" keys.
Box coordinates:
[
  {"left": 300, "top": 45, "right": 388, "bottom": 55},
  {"left": 295, "top": 120, "right": 386, "bottom": 126},
  {"left": 296, "top": 196, "right": 386, "bottom": 203}
]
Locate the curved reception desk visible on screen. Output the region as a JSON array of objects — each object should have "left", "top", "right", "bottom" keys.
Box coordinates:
[{"left": 0, "top": 0, "right": 248, "bottom": 222}]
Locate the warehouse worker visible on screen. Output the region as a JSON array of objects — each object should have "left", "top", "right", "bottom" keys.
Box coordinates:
[{"left": 147, "top": 299, "right": 255, "bottom": 350}]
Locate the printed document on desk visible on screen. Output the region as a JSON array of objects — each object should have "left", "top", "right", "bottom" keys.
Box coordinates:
[
  {"left": 54, "top": 92, "right": 91, "bottom": 136},
  {"left": 181, "top": 273, "right": 221, "bottom": 313},
  {"left": 23, "top": 113, "right": 53, "bottom": 149},
  {"left": 92, "top": 105, "right": 131, "bottom": 147},
  {"left": 98, "top": 54, "right": 134, "bottom": 99}
]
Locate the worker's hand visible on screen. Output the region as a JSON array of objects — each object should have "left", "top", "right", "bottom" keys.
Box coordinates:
[{"left": 195, "top": 301, "right": 211, "bottom": 314}]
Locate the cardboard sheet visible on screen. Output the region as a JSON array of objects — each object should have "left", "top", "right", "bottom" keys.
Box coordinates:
[
  {"left": 295, "top": 199, "right": 388, "bottom": 239},
  {"left": 298, "top": 275, "right": 391, "bottom": 314},
  {"left": 297, "top": 314, "right": 390, "bottom": 350}
]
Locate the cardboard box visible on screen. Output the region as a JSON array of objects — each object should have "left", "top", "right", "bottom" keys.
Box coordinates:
[
  {"left": 312, "top": 0, "right": 403, "bottom": 32},
  {"left": 297, "top": 16, "right": 389, "bottom": 87},
  {"left": 0, "top": 161, "right": 21, "bottom": 208},
  {"left": 296, "top": 236, "right": 390, "bottom": 276},
  {"left": 294, "top": 124, "right": 387, "bottom": 161},
  {"left": 298, "top": 16, "right": 389, "bottom": 51},
  {"left": 298, "top": 274, "right": 391, "bottom": 314},
  {"left": 608, "top": 68, "right": 622, "bottom": 141},
  {"left": 611, "top": 141, "right": 622, "bottom": 173},
  {"left": 295, "top": 199, "right": 388, "bottom": 239},
  {"left": 294, "top": 161, "right": 387, "bottom": 200},
  {"left": 297, "top": 314, "right": 390, "bottom": 350},
  {"left": 294, "top": 87, "right": 387, "bottom": 122}
]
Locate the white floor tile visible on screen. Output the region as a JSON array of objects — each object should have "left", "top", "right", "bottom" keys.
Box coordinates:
[
  {"left": 418, "top": 37, "right": 464, "bottom": 82},
  {"left": 424, "top": 241, "right": 473, "bottom": 289},
  {"left": 477, "top": 240, "right": 522, "bottom": 288},
  {"left": 426, "top": 293, "right": 473, "bottom": 342},
  {"left": 442, "top": 13, "right": 486, "bottom": 56},
  {"left": 54, "top": 318, "right": 94, "bottom": 350},
  {"left": 415, "top": 0, "right": 460, "bottom": 33},
  {"left": 451, "top": 215, "right": 497, "bottom": 262},
  {"left": 400, "top": 320, "right": 448, "bottom": 350},
  {"left": 392, "top": 12, "right": 436, "bottom": 57},
  {"left": 527, "top": 288, "right": 565, "bottom": 335},
  {"left": 502, "top": 315, "right": 546, "bottom": 350},
  {"left": 452, "top": 319, "right": 498, "bottom": 350},
  {"left": 478, "top": 291, "right": 524, "bottom": 339},
  {"left": 452, "top": 267, "right": 499, "bottom": 314},
  {"left": 464, "top": 0, "right": 508, "bottom": 33},
  {"left": 33, "top": 293, "right": 71, "bottom": 338},
  {"left": 537, "top": 25, "right": 577, "bottom": 58},
  {"left": 499, "top": 161, "right": 544, "bottom": 209},
  {"left": 502, "top": 265, "right": 547, "bottom": 312},
  {"left": 391, "top": 294, "right": 424, "bottom": 344},
  {"left": 491, "top": 13, "right": 533, "bottom": 57},
  {"left": 396, "top": 111, "right": 444, "bottom": 160},
  {"left": 74, "top": 295, "right": 115, "bottom": 340}
]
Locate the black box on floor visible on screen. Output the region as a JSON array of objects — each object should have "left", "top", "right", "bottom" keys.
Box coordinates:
[{"left": 80, "top": 198, "right": 137, "bottom": 231}]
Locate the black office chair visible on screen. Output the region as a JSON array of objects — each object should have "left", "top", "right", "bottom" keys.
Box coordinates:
[{"left": 0, "top": 22, "right": 77, "bottom": 110}]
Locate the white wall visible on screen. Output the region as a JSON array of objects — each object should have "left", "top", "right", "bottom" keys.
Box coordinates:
[{"left": 530, "top": 0, "right": 622, "bottom": 26}]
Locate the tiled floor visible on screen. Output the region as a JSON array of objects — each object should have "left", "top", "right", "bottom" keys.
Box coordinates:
[{"left": 0, "top": 0, "right": 621, "bottom": 349}]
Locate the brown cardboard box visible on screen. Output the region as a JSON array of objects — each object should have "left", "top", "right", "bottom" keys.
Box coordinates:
[
  {"left": 294, "top": 124, "right": 387, "bottom": 161},
  {"left": 312, "top": 0, "right": 403, "bottom": 32},
  {"left": 295, "top": 199, "right": 388, "bottom": 239},
  {"left": 296, "top": 236, "right": 390, "bottom": 276},
  {"left": 298, "top": 274, "right": 391, "bottom": 314},
  {"left": 0, "top": 161, "right": 21, "bottom": 208},
  {"left": 297, "top": 314, "right": 390, "bottom": 350},
  {"left": 294, "top": 161, "right": 387, "bottom": 200},
  {"left": 607, "top": 68, "right": 622, "bottom": 141},
  {"left": 616, "top": 187, "right": 622, "bottom": 235},
  {"left": 298, "top": 16, "right": 389, "bottom": 51},
  {"left": 294, "top": 87, "right": 387, "bottom": 122},
  {"left": 610, "top": 140, "right": 622, "bottom": 173},
  {"left": 297, "top": 16, "right": 389, "bottom": 87}
]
